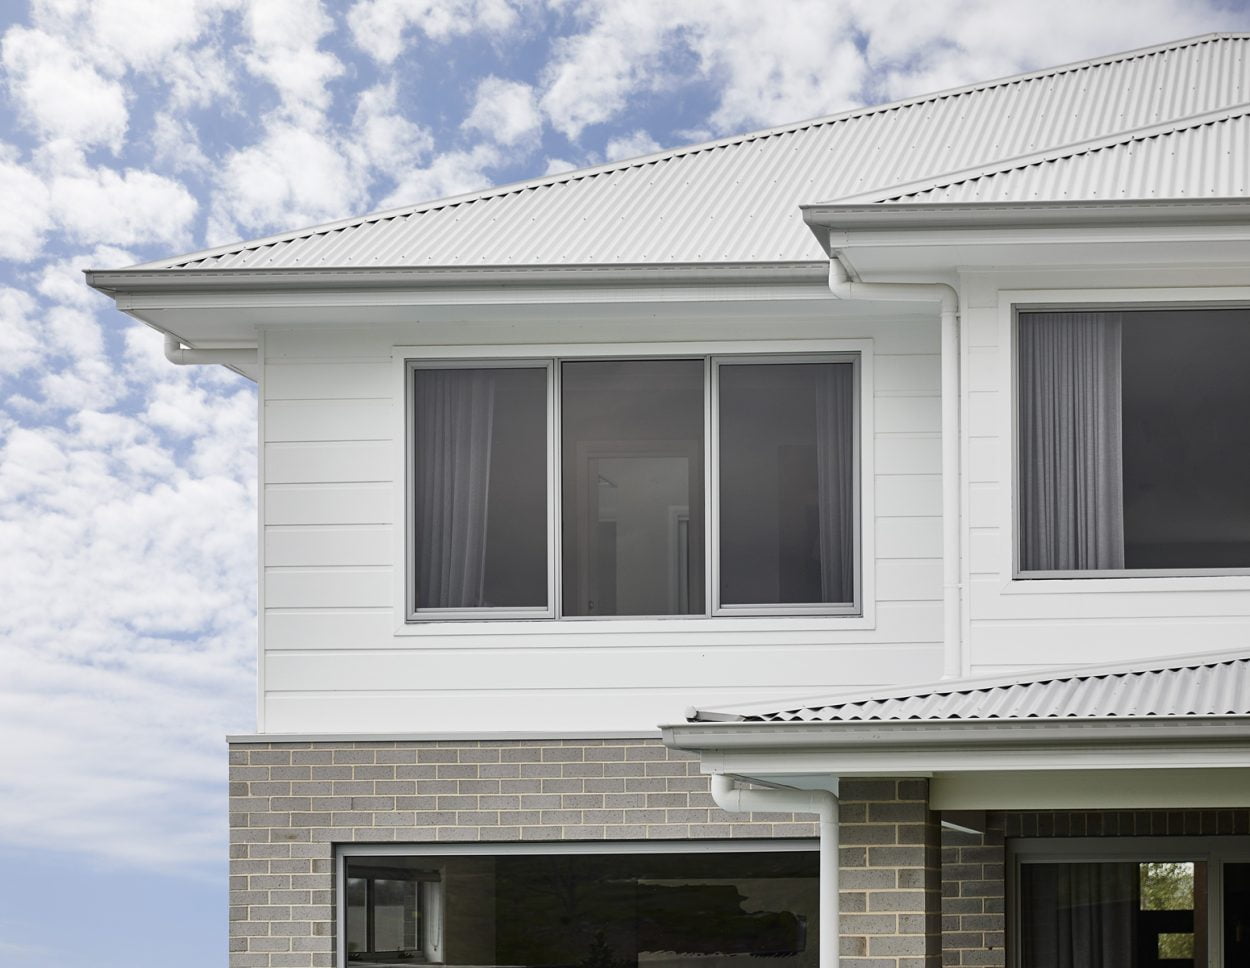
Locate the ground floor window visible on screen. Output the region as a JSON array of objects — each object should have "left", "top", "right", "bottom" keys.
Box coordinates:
[
  {"left": 340, "top": 842, "right": 818, "bottom": 967},
  {"left": 1013, "top": 839, "right": 1250, "bottom": 968}
]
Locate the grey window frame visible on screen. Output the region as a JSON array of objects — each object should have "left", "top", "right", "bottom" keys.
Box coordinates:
[
  {"left": 1012, "top": 303, "right": 1250, "bottom": 580},
  {"left": 406, "top": 352, "right": 862, "bottom": 622}
]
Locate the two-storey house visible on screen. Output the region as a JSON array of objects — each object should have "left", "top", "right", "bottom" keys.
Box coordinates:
[{"left": 90, "top": 32, "right": 1250, "bottom": 968}]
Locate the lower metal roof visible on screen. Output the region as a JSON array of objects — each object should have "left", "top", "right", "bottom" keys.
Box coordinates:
[{"left": 692, "top": 650, "right": 1250, "bottom": 724}]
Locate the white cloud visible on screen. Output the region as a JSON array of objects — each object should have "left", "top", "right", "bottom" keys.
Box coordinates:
[
  {"left": 350, "top": 82, "right": 436, "bottom": 181},
  {"left": 348, "top": 0, "right": 525, "bottom": 63},
  {"left": 208, "top": 123, "right": 365, "bottom": 241},
  {"left": 604, "top": 129, "right": 660, "bottom": 161},
  {"left": 379, "top": 142, "right": 503, "bottom": 209},
  {"left": 243, "top": 0, "right": 344, "bottom": 124},
  {"left": 0, "top": 146, "right": 52, "bottom": 261},
  {"left": 464, "top": 76, "right": 542, "bottom": 146},
  {"left": 37, "top": 247, "right": 135, "bottom": 309},
  {"left": 48, "top": 163, "right": 198, "bottom": 250},
  {"left": 0, "top": 288, "right": 42, "bottom": 377},
  {"left": 0, "top": 26, "right": 129, "bottom": 151}
]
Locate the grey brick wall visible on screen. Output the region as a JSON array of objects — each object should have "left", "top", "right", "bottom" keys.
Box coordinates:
[
  {"left": 940, "top": 820, "right": 1005, "bottom": 968},
  {"left": 838, "top": 778, "right": 942, "bottom": 968},
  {"left": 228, "top": 738, "right": 820, "bottom": 968}
]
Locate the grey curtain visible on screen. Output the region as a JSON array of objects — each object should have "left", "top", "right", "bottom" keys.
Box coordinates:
[
  {"left": 414, "top": 369, "right": 495, "bottom": 608},
  {"left": 1021, "top": 863, "right": 1137, "bottom": 968},
  {"left": 1019, "top": 312, "right": 1125, "bottom": 571},
  {"left": 816, "top": 363, "right": 855, "bottom": 603}
]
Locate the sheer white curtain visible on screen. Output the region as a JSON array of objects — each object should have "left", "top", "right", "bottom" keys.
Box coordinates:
[
  {"left": 1019, "top": 312, "right": 1125, "bottom": 571},
  {"left": 1021, "top": 863, "right": 1137, "bottom": 968},
  {"left": 414, "top": 369, "right": 496, "bottom": 608},
  {"left": 816, "top": 364, "right": 855, "bottom": 603}
]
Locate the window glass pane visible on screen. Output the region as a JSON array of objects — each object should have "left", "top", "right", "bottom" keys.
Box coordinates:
[
  {"left": 1020, "top": 861, "right": 1206, "bottom": 968},
  {"left": 561, "top": 360, "right": 705, "bottom": 616},
  {"left": 1018, "top": 308, "right": 1250, "bottom": 572},
  {"left": 412, "top": 366, "right": 547, "bottom": 609},
  {"left": 347, "top": 850, "right": 817, "bottom": 968},
  {"left": 719, "top": 362, "right": 855, "bottom": 605},
  {"left": 1225, "top": 862, "right": 1250, "bottom": 964}
]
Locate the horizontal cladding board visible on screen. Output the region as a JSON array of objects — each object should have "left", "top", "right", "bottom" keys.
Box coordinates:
[
  {"left": 967, "top": 483, "right": 1000, "bottom": 529},
  {"left": 265, "top": 399, "right": 393, "bottom": 442},
  {"left": 876, "top": 558, "right": 942, "bottom": 601},
  {"left": 877, "top": 516, "right": 942, "bottom": 558},
  {"left": 266, "top": 484, "right": 392, "bottom": 526},
  {"left": 266, "top": 567, "right": 391, "bottom": 608},
  {"left": 966, "top": 438, "right": 1000, "bottom": 484},
  {"left": 264, "top": 362, "right": 393, "bottom": 399},
  {"left": 968, "top": 530, "right": 1001, "bottom": 575},
  {"left": 874, "top": 434, "right": 940, "bottom": 475},
  {"left": 875, "top": 474, "right": 940, "bottom": 517},
  {"left": 965, "top": 347, "right": 1000, "bottom": 393},
  {"left": 874, "top": 395, "right": 940, "bottom": 435},
  {"left": 966, "top": 390, "right": 1003, "bottom": 437},
  {"left": 968, "top": 578, "right": 1250, "bottom": 620},
  {"left": 265, "top": 441, "right": 392, "bottom": 484},
  {"left": 874, "top": 354, "right": 939, "bottom": 393},
  {"left": 264, "top": 601, "right": 942, "bottom": 650},
  {"left": 262, "top": 686, "right": 889, "bottom": 734},
  {"left": 968, "top": 624, "right": 1250, "bottom": 669},
  {"left": 265, "top": 527, "right": 391, "bottom": 567},
  {"left": 264, "top": 643, "right": 946, "bottom": 693}
]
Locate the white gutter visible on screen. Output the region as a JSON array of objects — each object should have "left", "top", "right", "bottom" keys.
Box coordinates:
[
  {"left": 826, "top": 257, "right": 962, "bottom": 677},
  {"left": 163, "top": 333, "right": 258, "bottom": 367},
  {"left": 709, "top": 774, "right": 839, "bottom": 968}
]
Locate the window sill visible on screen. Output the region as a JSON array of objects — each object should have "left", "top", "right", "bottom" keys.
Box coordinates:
[
  {"left": 1002, "top": 572, "right": 1250, "bottom": 594},
  {"left": 393, "top": 612, "right": 875, "bottom": 636}
]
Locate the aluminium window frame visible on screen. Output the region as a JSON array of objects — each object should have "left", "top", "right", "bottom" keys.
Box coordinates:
[
  {"left": 1008, "top": 835, "right": 1250, "bottom": 968},
  {"left": 337, "top": 838, "right": 821, "bottom": 968},
  {"left": 403, "top": 345, "right": 863, "bottom": 623},
  {"left": 1010, "top": 301, "right": 1250, "bottom": 582}
]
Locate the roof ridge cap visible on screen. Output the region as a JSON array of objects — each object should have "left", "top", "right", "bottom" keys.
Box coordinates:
[
  {"left": 823, "top": 99, "right": 1250, "bottom": 206},
  {"left": 129, "top": 32, "right": 1244, "bottom": 271}
]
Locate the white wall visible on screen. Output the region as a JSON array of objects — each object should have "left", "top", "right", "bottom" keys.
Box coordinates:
[
  {"left": 258, "top": 296, "right": 946, "bottom": 734},
  {"left": 960, "top": 265, "right": 1250, "bottom": 677}
]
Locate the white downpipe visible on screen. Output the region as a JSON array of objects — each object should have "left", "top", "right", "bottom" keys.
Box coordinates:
[
  {"left": 826, "top": 258, "right": 963, "bottom": 678},
  {"left": 164, "top": 333, "right": 257, "bottom": 367},
  {"left": 709, "top": 774, "right": 839, "bottom": 968}
]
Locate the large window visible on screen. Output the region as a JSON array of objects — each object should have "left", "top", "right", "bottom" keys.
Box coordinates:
[
  {"left": 1013, "top": 840, "right": 1250, "bottom": 968},
  {"left": 342, "top": 845, "right": 819, "bottom": 968},
  {"left": 1016, "top": 308, "right": 1250, "bottom": 576},
  {"left": 407, "top": 354, "right": 859, "bottom": 619}
]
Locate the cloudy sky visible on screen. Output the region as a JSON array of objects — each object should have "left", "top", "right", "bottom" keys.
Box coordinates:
[{"left": 2, "top": 1, "right": 1249, "bottom": 965}]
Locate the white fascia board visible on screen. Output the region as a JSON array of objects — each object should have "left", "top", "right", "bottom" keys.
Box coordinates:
[
  {"left": 661, "top": 718, "right": 1250, "bottom": 776},
  {"left": 85, "top": 261, "right": 826, "bottom": 298}
]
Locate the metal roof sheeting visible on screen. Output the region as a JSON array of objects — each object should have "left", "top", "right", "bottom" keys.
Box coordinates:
[
  {"left": 877, "top": 105, "right": 1250, "bottom": 204},
  {"left": 734, "top": 653, "right": 1250, "bottom": 723},
  {"left": 138, "top": 34, "right": 1250, "bottom": 271}
]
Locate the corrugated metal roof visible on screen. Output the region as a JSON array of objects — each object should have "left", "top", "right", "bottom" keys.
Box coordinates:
[
  {"left": 728, "top": 652, "right": 1250, "bottom": 723},
  {"left": 869, "top": 103, "right": 1250, "bottom": 204},
  {"left": 135, "top": 33, "right": 1250, "bottom": 271}
]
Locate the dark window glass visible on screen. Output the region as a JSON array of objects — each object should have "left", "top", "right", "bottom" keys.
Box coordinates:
[
  {"left": 412, "top": 367, "right": 547, "bottom": 609},
  {"left": 346, "top": 850, "right": 817, "bottom": 967},
  {"left": 1019, "top": 861, "right": 1206, "bottom": 968},
  {"left": 719, "top": 362, "right": 855, "bottom": 605},
  {"left": 1018, "top": 309, "right": 1250, "bottom": 572},
  {"left": 561, "top": 360, "right": 705, "bottom": 616}
]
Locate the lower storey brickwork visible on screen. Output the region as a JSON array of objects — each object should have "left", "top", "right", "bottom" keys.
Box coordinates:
[{"left": 229, "top": 742, "right": 1250, "bottom": 968}]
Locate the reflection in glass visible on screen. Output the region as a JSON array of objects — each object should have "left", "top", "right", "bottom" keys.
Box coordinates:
[
  {"left": 1020, "top": 861, "right": 1206, "bottom": 968},
  {"left": 719, "top": 362, "right": 855, "bottom": 605},
  {"left": 412, "top": 366, "right": 548, "bottom": 610},
  {"left": 561, "top": 360, "right": 705, "bottom": 616},
  {"left": 346, "top": 850, "right": 817, "bottom": 968}
]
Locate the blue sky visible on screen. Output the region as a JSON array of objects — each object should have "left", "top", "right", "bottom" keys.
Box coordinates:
[{"left": 2, "top": 1, "right": 1249, "bottom": 965}]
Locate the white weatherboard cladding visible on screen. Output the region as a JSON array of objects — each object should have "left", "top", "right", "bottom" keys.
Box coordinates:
[
  {"left": 960, "top": 266, "right": 1250, "bottom": 677},
  {"left": 140, "top": 35, "right": 1250, "bottom": 271},
  {"left": 258, "top": 308, "right": 945, "bottom": 734}
]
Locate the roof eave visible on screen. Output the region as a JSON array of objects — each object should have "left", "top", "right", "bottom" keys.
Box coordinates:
[{"left": 801, "top": 197, "right": 1250, "bottom": 243}]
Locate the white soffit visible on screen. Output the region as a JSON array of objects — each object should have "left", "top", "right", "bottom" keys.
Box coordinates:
[
  {"left": 693, "top": 651, "right": 1250, "bottom": 724},
  {"left": 124, "top": 34, "right": 1250, "bottom": 271}
]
